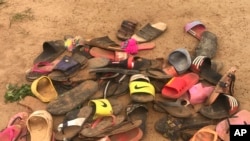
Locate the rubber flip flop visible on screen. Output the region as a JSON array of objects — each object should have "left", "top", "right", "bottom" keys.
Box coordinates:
[
  {"left": 89, "top": 47, "right": 128, "bottom": 62},
  {"left": 31, "top": 76, "right": 58, "bottom": 103},
  {"left": 200, "top": 94, "right": 239, "bottom": 119},
  {"left": 205, "top": 67, "right": 236, "bottom": 105},
  {"left": 26, "top": 110, "right": 54, "bottom": 141},
  {"left": 195, "top": 31, "right": 218, "bottom": 59},
  {"left": 168, "top": 48, "right": 192, "bottom": 75},
  {"left": 216, "top": 110, "right": 250, "bottom": 141},
  {"left": 7, "top": 112, "right": 29, "bottom": 141},
  {"left": 109, "top": 127, "right": 143, "bottom": 141},
  {"left": 33, "top": 40, "right": 66, "bottom": 64},
  {"left": 46, "top": 80, "right": 98, "bottom": 115},
  {"left": 185, "top": 20, "right": 206, "bottom": 40},
  {"left": 190, "top": 125, "right": 219, "bottom": 141},
  {"left": 0, "top": 125, "right": 22, "bottom": 141},
  {"left": 131, "top": 22, "right": 167, "bottom": 43},
  {"left": 188, "top": 82, "right": 215, "bottom": 105},
  {"left": 18, "top": 96, "right": 47, "bottom": 111},
  {"left": 161, "top": 72, "right": 199, "bottom": 99},
  {"left": 129, "top": 74, "right": 155, "bottom": 103}
]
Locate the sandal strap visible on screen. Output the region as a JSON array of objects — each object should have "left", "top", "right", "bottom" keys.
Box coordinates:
[
  {"left": 89, "top": 99, "right": 113, "bottom": 120},
  {"left": 57, "top": 117, "right": 86, "bottom": 132}
]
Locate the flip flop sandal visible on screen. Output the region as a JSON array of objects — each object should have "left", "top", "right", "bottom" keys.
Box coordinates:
[
  {"left": 188, "top": 82, "right": 215, "bottom": 105},
  {"left": 129, "top": 74, "right": 155, "bottom": 103},
  {"left": 195, "top": 31, "right": 218, "bottom": 58},
  {"left": 79, "top": 114, "right": 125, "bottom": 138},
  {"left": 0, "top": 125, "right": 22, "bottom": 141},
  {"left": 18, "top": 96, "right": 47, "bottom": 111},
  {"left": 190, "top": 125, "right": 220, "bottom": 141},
  {"left": 153, "top": 97, "right": 196, "bottom": 118},
  {"left": 55, "top": 98, "right": 123, "bottom": 141},
  {"left": 215, "top": 110, "right": 250, "bottom": 141},
  {"left": 48, "top": 54, "right": 87, "bottom": 82},
  {"left": 89, "top": 67, "right": 140, "bottom": 75},
  {"left": 97, "top": 120, "right": 142, "bottom": 138},
  {"left": 167, "top": 48, "right": 192, "bottom": 75},
  {"left": 161, "top": 72, "right": 199, "bottom": 99},
  {"left": 191, "top": 56, "right": 222, "bottom": 85},
  {"left": 126, "top": 103, "right": 148, "bottom": 134},
  {"left": 46, "top": 80, "right": 98, "bottom": 115},
  {"left": 31, "top": 76, "right": 58, "bottom": 102},
  {"left": 26, "top": 110, "right": 54, "bottom": 141},
  {"left": 116, "top": 20, "right": 138, "bottom": 41},
  {"left": 184, "top": 20, "right": 206, "bottom": 40},
  {"left": 87, "top": 36, "right": 120, "bottom": 49},
  {"left": 25, "top": 59, "right": 61, "bottom": 82},
  {"left": 200, "top": 94, "right": 239, "bottom": 119},
  {"left": 89, "top": 47, "right": 128, "bottom": 62},
  {"left": 131, "top": 22, "right": 167, "bottom": 43},
  {"left": 141, "top": 68, "right": 172, "bottom": 80},
  {"left": 109, "top": 127, "right": 143, "bottom": 141},
  {"left": 132, "top": 56, "right": 164, "bottom": 70},
  {"left": 33, "top": 40, "right": 66, "bottom": 64},
  {"left": 205, "top": 67, "right": 236, "bottom": 105},
  {"left": 155, "top": 114, "right": 219, "bottom": 140},
  {"left": 7, "top": 112, "right": 29, "bottom": 141}
]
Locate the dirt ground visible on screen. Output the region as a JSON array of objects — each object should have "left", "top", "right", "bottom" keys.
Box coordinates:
[{"left": 0, "top": 0, "right": 250, "bottom": 140}]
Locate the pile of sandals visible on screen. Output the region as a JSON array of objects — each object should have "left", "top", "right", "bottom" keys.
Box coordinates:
[{"left": 1, "top": 20, "right": 248, "bottom": 141}]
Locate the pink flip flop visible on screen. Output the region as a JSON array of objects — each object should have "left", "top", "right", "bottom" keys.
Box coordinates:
[
  {"left": 188, "top": 82, "right": 215, "bottom": 105},
  {"left": 216, "top": 110, "right": 250, "bottom": 141},
  {"left": 7, "top": 112, "right": 29, "bottom": 141},
  {"left": 0, "top": 125, "right": 22, "bottom": 141},
  {"left": 185, "top": 20, "right": 206, "bottom": 40}
]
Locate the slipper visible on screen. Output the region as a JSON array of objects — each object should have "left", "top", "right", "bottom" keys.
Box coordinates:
[
  {"left": 141, "top": 68, "right": 172, "bottom": 80},
  {"left": 26, "top": 110, "right": 53, "bottom": 141},
  {"left": 216, "top": 110, "right": 250, "bottom": 141},
  {"left": 25, "top": 59, "right": 60, "bottom": 82},
  {"left": 89, "top": 47, "right": 128, "bottom": 62},
  {"left": 200, "top": 94, "right": 239, "bottom": 119},
  {"left": 33, "top": 40, "right": 66, "bottom": 64},
  {"left": 131, "top": 22, "right": 167, "bottom": 43},
  {"left": 184, "top": 20, "right": 206, "bottom": 40},
  {"left": 188, "top": 82, "right": 215, "bottom": 105},
  {"left": 109, "top": 127, "right": 143, "bottom": 141},
  {"left": 89, "top": 67, "right": 140, "bottom": 75},
  {"left": 190, "top": 56, "right": 222, "bottom": 85},
  {"left": 0, "top": 125, "right": 22, "bottom": 141},
  {"left": 205, "top": 67, "right": 236, "bottom": 105},
  {"left": 132, "top": 56, "right": 164, "bottom": 70},
  {"left": 48, "top": 54, "right": 88, "bottom": 82},
  {"left": 18, "top": 96, "right": 47, "bottom": 111},
  {"left": 88, "top": 37, "right": 156, "bottom": 54},
  {"left": 126, "top": 103, "right": 148, "bottom": 135},
  {"left": 190, "top": 125, "right": 220, "bottom": 141},
  {"left": 80, "top": 115, "right": 125, "bottom": 138},
  {"left": 129, "top": 74, "right": 155, "bottom": 103},
  {"left": 97, "top": 120, "right": 142, "bottom": 138},
  {"left": 31, "top": 76, "right": 58, "bottom": 103},
  {"left": 195, "top": 31, "right": 218, "bottom": 58},
  {"left": 153, "top": 97, "right": 196, "bottom": 118},
  {"left": 55, "top": 98, "right": 123, "bottom": 140},
  {"left": 46, "top": 80, "right": 98, "bottom": 115},
  {"left": 7, "top": 112, "right": 29, "bottom": 141},
  {"left": 87, "top": 57, "right": 110, "bottom": 69},
  {"left": 155, "top": 114, "right": 218, "bottom": 140},
  {"left": 161, "top": 72, "right": 199, "bottom": 99},
  {"left": 167, "top": 48, "right": 192, "bottom": 75},
  {"left": 116, "top": 20, "right": 138, "bottom": 41}
]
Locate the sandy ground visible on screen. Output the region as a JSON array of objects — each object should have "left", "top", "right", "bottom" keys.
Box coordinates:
[{"left": 0, "top": 0, "right": 250, "bottom": 140}]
